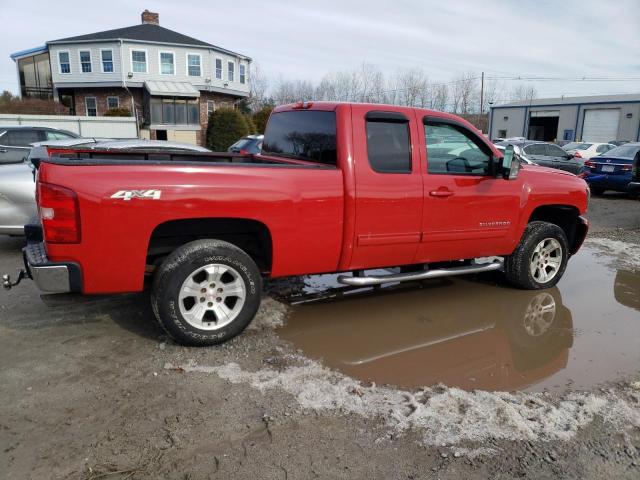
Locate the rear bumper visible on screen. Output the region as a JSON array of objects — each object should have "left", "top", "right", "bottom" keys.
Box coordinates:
[
  {"left": 585, "top": 174, "right": 631, "bottom": 191},
  {"left": 22, "top": 227, "right": 82, "bottom": 293}
]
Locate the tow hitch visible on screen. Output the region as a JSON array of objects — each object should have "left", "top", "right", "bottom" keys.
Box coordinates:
[{"left": 2, "top": 269, "right": 28, "bottom": 290}]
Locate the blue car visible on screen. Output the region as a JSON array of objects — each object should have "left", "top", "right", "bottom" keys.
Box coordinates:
[{"left": 583, "top": 142, "right": 640, "bottom": 195}]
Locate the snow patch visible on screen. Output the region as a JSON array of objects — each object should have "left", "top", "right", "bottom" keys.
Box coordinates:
[
  {"left": 165, "top": 359, "right": 640, "bottom": 450},
  {"left": 585, "top": 238, "right": 640, "bottom": 269},
  {"left": 247, "top": 297, "right": 288, "bottom": 330}
]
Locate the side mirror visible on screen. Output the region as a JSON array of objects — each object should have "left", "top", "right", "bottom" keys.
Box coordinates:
[{"left": 500, "top": 145, "right": 519, "bottom": 180}]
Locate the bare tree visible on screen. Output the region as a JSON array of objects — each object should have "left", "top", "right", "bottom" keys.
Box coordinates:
[
  {"left": 509, "top": 84, "right": 538, "bottom": 102},
  {"left": 248, "top": 62, "right": 269, "bottom": 111}
]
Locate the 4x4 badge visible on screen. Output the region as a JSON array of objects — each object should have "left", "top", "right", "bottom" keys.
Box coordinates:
[{"left": 110, "top": 190, "right": 162, "bottom": 201}]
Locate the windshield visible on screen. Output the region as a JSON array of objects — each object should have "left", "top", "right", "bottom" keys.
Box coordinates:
[
  {"left": 601, "top": 144, "right": 640, "bottom": 159},
  {"left": 262, "top": 110, "right": 337, "bottom": 165},
  {"left": 229, "top": 138, "right": 254, "bottom": 150}
]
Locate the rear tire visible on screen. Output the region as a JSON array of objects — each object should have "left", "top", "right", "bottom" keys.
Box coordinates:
[
  {"left": 504, "top": 221, "right": 569, "bottom": 290},
  {"left": 590, "top": 187, "right": 605, "bottom": 195},
  {"left": 152, "top": 239, "right": 262, "bottom": 346}
]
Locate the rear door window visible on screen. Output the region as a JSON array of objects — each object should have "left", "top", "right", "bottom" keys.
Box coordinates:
[
  {"left": 366, "top": 116, "right": 411, "bottom": 173},
  {"left": 46, "top": 131, "right": 75, "bottom": 140},
  {"left": 424, "top": 121, "right": 490, "bottom": 175},
  {"left": 524, "top": 144, "right": 547, "bottom": 156},
  {"left": 546, "top": 144, "right": 567, "bottom": 157},
  {"left": 262, "top": 110, "right": 337, "bottom": 165},
  {"left": 1, "top": 130, "right": 43, "bottom": 147}
]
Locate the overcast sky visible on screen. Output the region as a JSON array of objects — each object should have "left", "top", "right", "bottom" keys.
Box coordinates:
[{"left": 1, "top": 0, "right": 638, "bottom": 99}]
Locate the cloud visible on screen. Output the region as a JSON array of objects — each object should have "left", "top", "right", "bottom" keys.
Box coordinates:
[{"left": 0, "top": 0, "right": 638, "bottom": 97}]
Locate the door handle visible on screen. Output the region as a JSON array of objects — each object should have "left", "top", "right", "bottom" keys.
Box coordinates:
[
  {"left": 429, "top": 189, "right": 455, "bottom": 198},
  {"left": 0, "top": 149, "right": 7, "bottom": 153}
]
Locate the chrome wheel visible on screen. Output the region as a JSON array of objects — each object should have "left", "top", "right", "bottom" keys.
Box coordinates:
[
  {"left": 178, "top": 264, "right": 246, "bottom": 330},
  {"left": 529, "top": 238, "right": 563, "bottom": 284},
  {"left": 522, "top": 292, "right": 556, "bottom": 336}
]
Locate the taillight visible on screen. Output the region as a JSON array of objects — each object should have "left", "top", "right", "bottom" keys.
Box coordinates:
[
  {"left": 584, "top": 160, "right": 596, "bottom": 169},
  {"left": 38, "top": 182, "right": 81, "bottom": 243},
  {"left": 239, "top": 149, "right": 249, "bottom": 155},
  {"left": 621, "top": 165, "right": 632, "bottom": 172},
  {"left": 573, "top": 151, "right": 582, "bottom": 158}
]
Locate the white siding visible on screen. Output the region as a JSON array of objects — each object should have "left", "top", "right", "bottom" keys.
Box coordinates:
[
  {"left": 50, "top": 43, "right": 122, "bottom": 83},
  {"left": 50, "top": 41, "right": 250, "bottom": 94}
]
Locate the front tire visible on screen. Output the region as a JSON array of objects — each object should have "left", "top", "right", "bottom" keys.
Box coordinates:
[
  {"left": 504, "top": 221, "right": 569, "bottom": 290},
  {"left": 152, "top": 239, "right": 262, "bottom": 346}
]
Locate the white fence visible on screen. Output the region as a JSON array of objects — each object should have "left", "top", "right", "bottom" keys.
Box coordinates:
[{"left": 0, "top": 114, "right": 138, "bottom": 138}]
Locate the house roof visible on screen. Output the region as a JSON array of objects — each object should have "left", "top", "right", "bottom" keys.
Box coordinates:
[
  {"left": 47, "top": 23, "right": 249, "bottom": 59},
  {"left": 144, "top": 80, "right": 200, "bottom": 98}
]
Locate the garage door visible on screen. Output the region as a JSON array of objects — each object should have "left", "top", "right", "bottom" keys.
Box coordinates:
[{"left": 582, "top": 109, "right": 620, "bottom": 142}]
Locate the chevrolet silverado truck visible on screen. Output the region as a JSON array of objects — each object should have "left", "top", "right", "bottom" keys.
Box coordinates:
[{"left": 4, "top": 102, "right": 589, "bottom": 346}]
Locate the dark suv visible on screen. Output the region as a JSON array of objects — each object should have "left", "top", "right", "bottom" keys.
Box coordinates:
[
  {"left": 495, "top": 140, "right": 581, "bottom": 174},
  {"left": 0, "top": 126, "right": 79, "bottom": 164},
  {"left": 629, "top": 150, "right": 640, "bottom": 198}
]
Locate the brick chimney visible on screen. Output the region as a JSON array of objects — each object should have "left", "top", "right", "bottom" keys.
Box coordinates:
[{"left": 141, "top": 10, "right": 159, "bottom": 25}]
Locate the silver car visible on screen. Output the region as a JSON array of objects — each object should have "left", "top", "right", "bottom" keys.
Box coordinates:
[
  {"left": 0, "top": 139, "right": 211, "bottom": 235},
  {"left": 0, "top": 126, "right": 79, "bottom": 164}
]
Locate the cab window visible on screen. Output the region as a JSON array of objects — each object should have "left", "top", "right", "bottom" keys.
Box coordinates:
[
  {"left": 366, "top": 116, "right": 411, "bottom": 173},
  {"left": 424, "top": 121, "right": 490, "bottom": 175}
]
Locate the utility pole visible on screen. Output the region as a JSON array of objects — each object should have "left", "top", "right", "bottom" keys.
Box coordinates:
[{"left": 480, "top": 71, "right": 485, "bottom": 132}]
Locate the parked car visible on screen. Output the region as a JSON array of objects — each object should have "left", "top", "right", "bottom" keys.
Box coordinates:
[
  {"left": 564, "top": 142, "right": 616, "bottom": 160},
  {"left": 495, "top": 140, "right": 581, "bottom": 174},
  {"left": 628, "top": 150, "right": 640, "bottom": 198},
  {"left": 0, "top": 139, "right": 211, "bottom": 236},
  {"left": 555, "top": 140, "right": 574, "bottom": 148},
  {"left": 227, "top": 135, "right": 264, "bottom": 155},
  {"left": 582, "top": 143, "right": 640, "bottom": 195},
  {"left": 609, "top": 141, "right": 629, "bottom": 147},
  {"left": 0, "top": 126, "right": 79, "bottom": 164},
  {"left": 7, "top": 102, "right": 589, "bottom": 347}
]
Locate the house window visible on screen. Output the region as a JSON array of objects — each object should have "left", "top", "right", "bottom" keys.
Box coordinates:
[
  {"left": 79, "top": 50, "right": 92, "bottom": 73},
  {"left": 149, "top": 97, "right": 199, "bottom": 125},
  {"left": 187, "top": 54, "right": 201, "bottom": 76},
  {"left": 160, "top": 52, "right": 174, "bottom": 75},
  {"left": 58, "top": 51, "right": 71, "bottom": 74},
  {"left": 227, "top": 62, "right": 235, "bottom": 82},
  {"left": 101, "top": 50, "right": 113, "bottom": 73},
  {"left": 498, "top": 129, "right": 507, "bottom": 138},
  {"left": 85, "top": 97, "right": 97, "bottom": 116},
  {"left": 215, "top": 58, "right": 222, "bottom": 79},
  {"left": 207, "top": 100, "right": 216, "bottom": 115},
  {"left": 239, "top": 65, "right": 246, "bottom": 84},
  {"left": 107, "top": 96, "right": 119, "bottom": 109},
  {"left": 131, "top": 50, "right": 147, "bottom": 73}
]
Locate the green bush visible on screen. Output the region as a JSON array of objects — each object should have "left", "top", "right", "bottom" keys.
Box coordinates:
[
  {"left": 206, "top": 108, "right": 250, "bottom": 151},
  {"left": 253, "top": 106, "right": 273, "bottom": 134},
  {"left": 103, "top": 107, "right": 131, "bottom": 117}
]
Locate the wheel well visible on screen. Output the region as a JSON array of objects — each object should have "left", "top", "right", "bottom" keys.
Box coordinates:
[
  {"left": 528, "top": 205, "right": 580, "bottom": 249},
  {"left": 147, "top": 218, "right": 273, "bottom": 272}
]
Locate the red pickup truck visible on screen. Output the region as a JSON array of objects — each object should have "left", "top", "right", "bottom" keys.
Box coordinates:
[{"left": 7, "top": 102, "right": 589, "bottom": 345}]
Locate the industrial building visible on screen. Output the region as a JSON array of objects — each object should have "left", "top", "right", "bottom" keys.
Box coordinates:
[{"left": 488, "top": 94, "right": 640, "bottom": 143}]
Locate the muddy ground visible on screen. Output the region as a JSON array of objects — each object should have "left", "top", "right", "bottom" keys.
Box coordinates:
[{"left": 1, "top": 195, "right": 639, "bottom": 480}]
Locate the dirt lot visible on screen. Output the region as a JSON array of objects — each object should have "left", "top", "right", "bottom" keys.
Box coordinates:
[{"left": 1, "top": 195, "right": 639, "bottom": 480}]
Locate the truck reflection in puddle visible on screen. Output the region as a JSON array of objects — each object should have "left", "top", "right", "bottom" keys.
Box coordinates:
[
  {"left": 276, "top": 247, "right": 640, "bottom": 393},
  {"left": 279, "top": 279, "right": 573, "bottom": 392}
]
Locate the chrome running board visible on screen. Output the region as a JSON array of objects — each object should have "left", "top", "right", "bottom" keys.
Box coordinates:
[{"left": 337, "top": 261, "right": 503, "bottom": 287}]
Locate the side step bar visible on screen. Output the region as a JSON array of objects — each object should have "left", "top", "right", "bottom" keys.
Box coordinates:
[{"left": 337, "top": 261, "right": 503, "bottom": 287}]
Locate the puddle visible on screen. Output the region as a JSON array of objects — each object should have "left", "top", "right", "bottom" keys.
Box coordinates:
[{"left": 277, "top": 246, "right": 640, "bottom": 393}]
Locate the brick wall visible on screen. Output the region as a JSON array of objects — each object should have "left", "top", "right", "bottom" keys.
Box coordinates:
[
  {"left": 72, "top": 87, "right": 143, "bottom": 119},
  {"left": 199, "top": 91, "right": 240, "bottom": 146}
]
